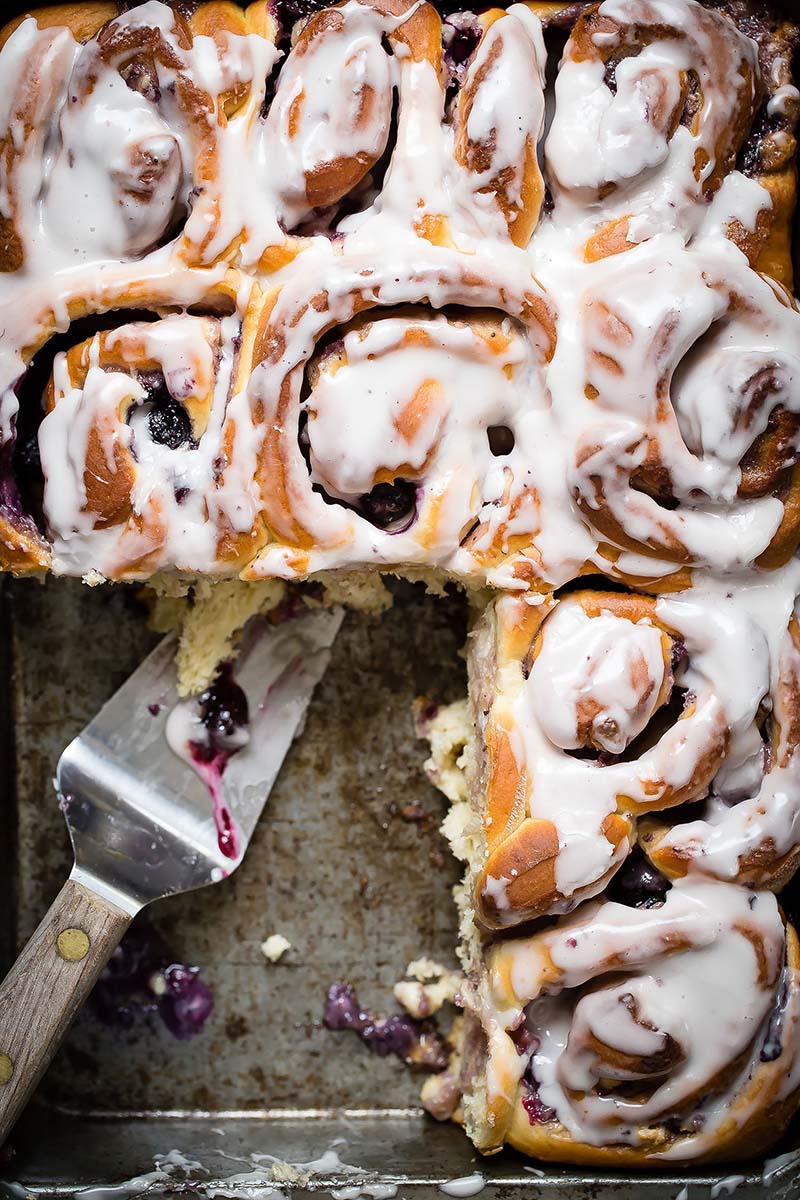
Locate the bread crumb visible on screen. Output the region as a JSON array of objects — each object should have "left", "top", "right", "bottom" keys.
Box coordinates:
[
  {"left": 261, "top": 934, "right": 292, "bottom": 963},
  {"left": 415, "top": 698, "right": 472, "bottom": 804},
  {"left": 177, "top": 579, "right": 286, "bottom": 696},
  {"left": 148, "top": 970, "right": 168, "bottom": 997},
  {"left": 394, "top": 959, "right": 461, "bottom": 1018}
]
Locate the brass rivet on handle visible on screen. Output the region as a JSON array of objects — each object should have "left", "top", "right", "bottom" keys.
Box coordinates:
[
  {"left": 56, "top": 928, "right": 90, "bottom": 962},
  {"left": 0, "top": 1054, "right": 13, "bottom": 1085}
]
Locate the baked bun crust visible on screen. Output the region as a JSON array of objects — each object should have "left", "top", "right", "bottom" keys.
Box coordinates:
[{"left": 469, "top": 881, "right": 800, "bottom": 1165}]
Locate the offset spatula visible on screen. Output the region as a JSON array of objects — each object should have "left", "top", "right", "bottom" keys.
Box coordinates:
[{"left": 0, "top": 605, "right": 343, "bottom": 1144}]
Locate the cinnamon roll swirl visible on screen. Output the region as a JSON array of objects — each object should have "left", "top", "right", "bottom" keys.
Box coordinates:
[
  {"left": 37, "top": 309, "right": 264, "bottom": 578},
  {"left": 545, "top": 0, "right": 798, "bottom": 277},
  {"left": 243, "top": 258, "right": 558, "bottom": 586},
  {"left": 468, "top": 583, "right": 788, "bottom": 927},
  {"left": 0, "top": 1, "right": 254, "bottom": 271},
  {"left": 242, "top": 0, "right": 548, "bottom": 259},
  {"left": 640, "top": 583, "right": 800, "bottom": 891},
  {"left": 560, "top": 240, "right": 800, "bottom": 581},
  {"left": 464, "top": 880, "right": 800, "bottom": 1164}
]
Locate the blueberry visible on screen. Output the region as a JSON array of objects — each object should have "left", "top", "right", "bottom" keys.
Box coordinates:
[
  {"left": 607, "top": 847, "right": 671, "bottom": 908},
  {"left": 359, "top": 479, "right": 417, "bottom": 530},
  {"left": 147, "top": 397, "right": 193, "bottom": 449},
  {"left": 89, "top": 915, "right": 213, "bottom": 1041},
  {"left": 160, "top": 964, "right": 215, "bottom": 1040},
  {"left": 138, "top": 372, "right": 193, "bottom": 449},
  {"left": 198, "top": 663, "right": 249, "bottom": 748}
]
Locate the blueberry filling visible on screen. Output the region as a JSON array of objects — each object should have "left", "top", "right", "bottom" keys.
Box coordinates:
[
  {"left": 0, "top": 434, "right": 34, "bottom": 530},
  {"left": 670, "top": 638, "right": 687, "bottom": 672},
  {"left": 90, "top": 914, "right": 213, "bottom": 1040},
  {"left": 7, "top": 311, "right": 163, "bottom": 536},
  {"left": 184, "top": 664, "right": 250, "bottom": 860},
  {"left": 323, "top": 982, "right": 449, "bottom": 1069},
  {"left": 761, "top": 962, "right": 788, "bottom": 1062},
  {"left": 443, "top": 16, "right": 481, "bottom": 71},
  {"left": 118, "top": 55, "right": 161, "bottom": 105},
  {"left": 606, "top": 847, "right": 671, "bottom": 908},
  {"left": 197, "top": 662, "right": 250, "bottom": 754},
  {"left": 269, "top": 0, "right": 328, "bottom": 47},
  {"left": 358, "top": 479, "right": 418, "bottom": 530},
  {"left": 137, "top": 371, "right": 194, "bottom": 450},
  {"left": 521, "top": 1060, "right": 557, "bottom": 1125},
  {"left": 510, "top": 1025, "right": 539, "bottom": 1056},
  {"left": 679, "top": 70, "right": 703, "bottom": 129},
  {"left": 521, "top": 1087, "right": 557, "bottom": 1125},
  {"left": 664, "top": 1111, "right": 706, "bottom": 1135},
  {"left": 603, "top": 56, "right": 621, "bottom": 94},
  {"left": 443, "top": 13, "right": 482, "bottom": 106}
]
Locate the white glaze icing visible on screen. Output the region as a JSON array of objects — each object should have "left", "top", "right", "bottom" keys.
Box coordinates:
[
  {"left": 0, "top": 0, "right": 792, "bottom": 593},
  {"left": 483, "top": 880, "right": 800, "bottom": 1158}
]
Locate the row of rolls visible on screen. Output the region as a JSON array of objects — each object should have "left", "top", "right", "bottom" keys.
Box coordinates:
[
  {"left": 0, "top": 0, "right": 799, "bottom": 586},
  {"left": 13, "top": 237, "right": 800, "bottom": 589},
  {"left": 418, "top": 575, "right": 800, "bottom": 1163},
  {"left": 1, "top": 0, "right": 793, "bottom": 274}
]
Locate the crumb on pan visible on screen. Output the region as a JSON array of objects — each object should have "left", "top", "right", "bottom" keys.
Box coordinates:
[
  {"left": 261, "top": 933, "right": 292, "bottom": 962},
  {"left": 394, "top": 958, "right": 462, "bottom": 1018}
]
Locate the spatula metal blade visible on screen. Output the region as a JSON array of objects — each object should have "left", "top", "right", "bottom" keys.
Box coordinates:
[{"left": 57, "top": 607, "right": 344, "bottom": 915}]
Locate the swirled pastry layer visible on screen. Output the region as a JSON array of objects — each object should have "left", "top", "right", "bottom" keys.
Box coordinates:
[{"left": 467, "top": 880, "right": 800, "bottom": 1164}]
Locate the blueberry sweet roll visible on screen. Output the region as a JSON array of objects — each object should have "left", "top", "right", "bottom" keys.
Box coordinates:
[
  {"left": 544, "top": 0, "right": 798, "bottom": 279},
  {"left": 37, "top": 311, "right": 261, "bottom": 578},
  {"left": 464, "top": 880, "right": 800, "bottom": 1164},
  {"left": 559, "top": 241, "right": 800, "bottom": 584},
  {"left": 244, "top": 257, "right": 559, "bottom": 587}
]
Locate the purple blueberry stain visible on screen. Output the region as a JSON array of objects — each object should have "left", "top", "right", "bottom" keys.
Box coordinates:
[
  {"left": 323, "top": 982, "right": 448, "bottom": 1070},
  {"left": 186, "top": 663, "right": 250, "bottom": 860},
  {"left": 158, "top": 963, "right": 215, "bottom": 1041},
  {"left": 89, "top": 915, "right": 213, "bottom": 1041},
  {"left": 521, "top": 1078, "right": 556, "bottom": 1126}
]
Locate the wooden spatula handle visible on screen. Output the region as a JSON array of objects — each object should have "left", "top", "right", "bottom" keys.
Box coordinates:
[{"left": 0, "top": 877, "right": 133, "bottom": 1145}]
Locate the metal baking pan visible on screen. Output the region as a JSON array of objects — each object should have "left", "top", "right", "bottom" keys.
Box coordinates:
[{"left": 1, "top": 2, "right": 800, "bottom": 1197}]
